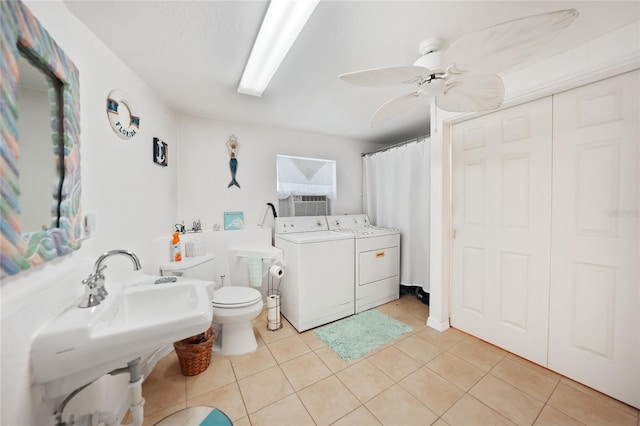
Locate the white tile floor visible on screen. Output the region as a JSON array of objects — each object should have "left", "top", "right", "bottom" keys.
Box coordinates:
[{"left": 136, "top": 294, "right": 640, "bottom": 426}]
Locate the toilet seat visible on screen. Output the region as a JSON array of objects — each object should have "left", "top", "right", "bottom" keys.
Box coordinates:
[{"left": 212, "top": 287, "right": 261, "bottom": 308}]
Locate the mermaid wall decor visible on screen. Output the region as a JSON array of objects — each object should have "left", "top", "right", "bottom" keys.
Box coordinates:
[{"left": 227, "top": 135, "right": 240, "bottom": 188}]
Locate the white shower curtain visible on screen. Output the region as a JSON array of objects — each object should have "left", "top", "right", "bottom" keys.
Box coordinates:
[{"left": 363, "top": 138, "right": 430, "bottom": 291}]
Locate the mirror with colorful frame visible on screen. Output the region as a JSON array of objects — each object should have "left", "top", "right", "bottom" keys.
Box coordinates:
[{"left": 1, "top": 0, "right": 81, "bottom": 278}]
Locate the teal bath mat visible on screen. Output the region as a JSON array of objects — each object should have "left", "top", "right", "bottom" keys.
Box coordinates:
[{"left": 314, "top": 309, "right": 413, "bottom": 361}]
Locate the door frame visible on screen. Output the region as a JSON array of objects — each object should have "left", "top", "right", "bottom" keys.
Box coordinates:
[{"left": 426, "top": 22, "right": 640, "bottom": 332}]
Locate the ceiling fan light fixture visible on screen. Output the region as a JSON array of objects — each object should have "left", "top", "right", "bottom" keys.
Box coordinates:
[
  {"left": 417, "top": 78, "right": 444, "bottom": 99},
  {"left": 237, "top": 0, "right": 319, "bottom": 97}
]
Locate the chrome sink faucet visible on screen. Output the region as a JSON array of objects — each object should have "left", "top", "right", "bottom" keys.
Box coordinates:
[{"left": 79, "top": 250, "right": 142, "bottom": 308}]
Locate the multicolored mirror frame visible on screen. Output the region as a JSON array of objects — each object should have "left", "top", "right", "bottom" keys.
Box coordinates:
[{"left": 1, "top": 0, "right": 81, "bottom": 278}]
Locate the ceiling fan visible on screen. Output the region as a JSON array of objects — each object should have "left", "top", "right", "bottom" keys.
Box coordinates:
[{"left": 340, "top": 9, "right": 579, "bottom": 127}]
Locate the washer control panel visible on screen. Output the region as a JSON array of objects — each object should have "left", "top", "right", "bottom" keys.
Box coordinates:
[{"left": 274, "top": 216, "right": 329, "bottom": 234}]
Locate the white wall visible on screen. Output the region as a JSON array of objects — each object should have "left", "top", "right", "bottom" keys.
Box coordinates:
[
  {"left": 427, "top": 21, "right": 640, "bottom": 332},
  {"left": 0, "top": 3, "right": 382, "bottom": 425},
  {"left": 1, "top": 1, "right": 178, "bottom": 424},
  {"left": 176, "top": 114, "right": 380, "bottom": 231}
]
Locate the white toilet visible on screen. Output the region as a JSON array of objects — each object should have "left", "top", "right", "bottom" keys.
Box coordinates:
[{"left": 160, "top": 252, "right": 264, "bottom": 355}]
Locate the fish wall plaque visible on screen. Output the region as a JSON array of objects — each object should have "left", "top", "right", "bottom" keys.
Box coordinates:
[{"left": 227, "top": 135, "right": 240, "bottom": 188}]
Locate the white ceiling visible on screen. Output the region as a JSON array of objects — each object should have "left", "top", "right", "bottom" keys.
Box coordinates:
[{"left": 64, "top": 1, "right": 639, "bottom": 145}]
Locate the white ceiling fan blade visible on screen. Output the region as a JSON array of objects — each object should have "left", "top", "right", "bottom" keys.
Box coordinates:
[
  {"left": 436, "top": 74, "right": 505, "bottom": 112},
  {"left": 371, "top": 91, "right": 424, "bottom": 127},
  {"left": 340, "top": 66, "right": 430, "bottom": 87},
  {"left": 442, "top": 9, "right": 579, "bottom": 75}
]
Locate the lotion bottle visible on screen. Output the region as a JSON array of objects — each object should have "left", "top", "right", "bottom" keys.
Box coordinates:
[{"left": 172, "top": 232, "right": 182, "bottom": 262}]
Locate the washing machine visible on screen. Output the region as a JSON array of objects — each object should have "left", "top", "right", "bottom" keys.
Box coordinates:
[
  {"left": 274, "top": 216, "right": 355, "bottom": 332},
  {"left": 327, "top": 214, "right": 400, "bottom": 313}
]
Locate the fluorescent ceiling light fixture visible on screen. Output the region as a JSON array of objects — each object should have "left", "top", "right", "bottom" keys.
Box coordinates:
[{"left": 238, "top": 0, "right": 319, "bottom": 97}]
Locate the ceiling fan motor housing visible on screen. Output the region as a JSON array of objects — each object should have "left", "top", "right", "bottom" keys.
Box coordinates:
[
  {"left": 413, "top": 51, "right": 444, "bottom": 75},
  {"left": 419, "top": 37, "right": 443, "bottom": 55}
]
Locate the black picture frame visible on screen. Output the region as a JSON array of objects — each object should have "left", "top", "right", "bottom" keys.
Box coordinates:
[{"left": 153, "top": 137, "right": 168, "bottom": 167}]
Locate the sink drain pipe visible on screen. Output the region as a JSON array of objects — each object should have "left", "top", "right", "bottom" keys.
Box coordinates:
[{"left": 53, "top": 357, "right": 144, "bottom": 426}]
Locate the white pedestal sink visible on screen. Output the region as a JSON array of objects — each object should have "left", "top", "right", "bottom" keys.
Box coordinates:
[{"left": 31, "top": 277, "right": 213, "bottom": 399}]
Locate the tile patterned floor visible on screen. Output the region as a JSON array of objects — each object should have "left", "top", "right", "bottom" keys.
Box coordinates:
[{"left": 139, "top": 294, "right": 639, "bottom": 426}]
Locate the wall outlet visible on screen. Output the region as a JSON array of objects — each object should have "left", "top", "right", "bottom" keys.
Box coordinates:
[{"left": 83, "top": 213, "right": 96, "bottom": 237}]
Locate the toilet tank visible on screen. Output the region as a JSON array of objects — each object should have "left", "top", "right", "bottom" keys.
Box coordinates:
[{"left": 160, "top": 253, "right": 216, "bottom": 280}]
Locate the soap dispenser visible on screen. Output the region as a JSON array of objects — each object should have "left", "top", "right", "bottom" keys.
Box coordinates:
[{"left": 171, "top": 232, "right": 182, "bottom": 262}]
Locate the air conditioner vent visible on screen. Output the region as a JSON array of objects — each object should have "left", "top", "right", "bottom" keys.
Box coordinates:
[{"left": 279, "top": 195, "right": 330, "bottom": 217}]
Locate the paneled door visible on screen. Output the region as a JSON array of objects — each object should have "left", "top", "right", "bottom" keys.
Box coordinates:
[
  {"left": 451, "top": 97, "right": 553, "bottom": 365},
  {"left": 548, "top": 70, "right": 639, "bottom": 407}
]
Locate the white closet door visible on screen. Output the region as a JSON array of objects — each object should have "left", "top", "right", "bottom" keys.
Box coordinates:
[
  {"left": 451, "top": 97, "right": 553, "bottom": 365},
  {"left": 549, "top": 70, "right": 639, "bottom": 408}
]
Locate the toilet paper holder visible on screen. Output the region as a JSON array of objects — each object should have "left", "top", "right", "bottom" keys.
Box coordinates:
[
  {"left": 266, "top": 264, "right": 283, "bottom": 331},
  {"left": 266, "top": 289, "right": 282, "bottom": 331},
  {"left": 268, "top": 264, "right": 284, "bottom": 278}
]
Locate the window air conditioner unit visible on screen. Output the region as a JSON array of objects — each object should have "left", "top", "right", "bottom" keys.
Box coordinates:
[{"left": 279, "top": 195, "right": 330, "bottom": 217}]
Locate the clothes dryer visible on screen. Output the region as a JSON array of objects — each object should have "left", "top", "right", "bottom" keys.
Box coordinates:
[
  {"left": 327, "top": 214, "right": 400, "bottom": 313},
  {"left": 274, "top": 216, "right": 355, "bottom": 332}
]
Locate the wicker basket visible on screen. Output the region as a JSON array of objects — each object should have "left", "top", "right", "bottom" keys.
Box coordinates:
[{"left": 173, "top": 327, "right": 214, "bottom": 376}]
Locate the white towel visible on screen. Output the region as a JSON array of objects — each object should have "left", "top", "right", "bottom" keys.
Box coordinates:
[{"left": 248, "top": 256, "right": 263, "bottom": 287}]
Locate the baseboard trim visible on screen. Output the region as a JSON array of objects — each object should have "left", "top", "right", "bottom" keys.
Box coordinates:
[{"left": 427, "top": 316, "right": 450, "bottom": 332}]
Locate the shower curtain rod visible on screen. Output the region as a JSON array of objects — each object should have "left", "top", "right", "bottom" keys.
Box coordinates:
[{"left": 361, "top": 134, "right": 430, "bottom": 157}]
